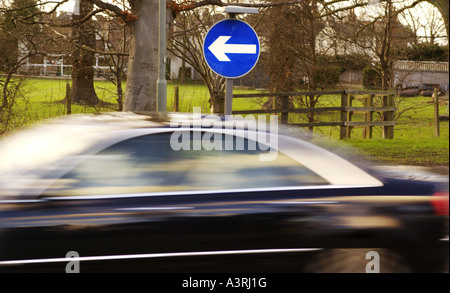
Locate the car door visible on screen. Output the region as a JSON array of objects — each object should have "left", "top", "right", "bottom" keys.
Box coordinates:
[{"left": 0, "top": 130, "right": 332, "bottom": 272}]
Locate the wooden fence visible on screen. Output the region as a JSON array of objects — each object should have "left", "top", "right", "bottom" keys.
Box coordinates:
[
  {"left": 434, "top": 88, "right": 449, "bottom": 137},
  {"left": 215, "top": 90, "right": 396, "bottom": 139}
]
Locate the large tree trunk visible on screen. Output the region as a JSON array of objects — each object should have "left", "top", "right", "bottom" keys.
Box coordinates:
[
  {"left": 71, "top": 0, "right": 99, "bottom": 105},
  {"left": 124, "top": 0, "right": 159, "bottom": 112}
]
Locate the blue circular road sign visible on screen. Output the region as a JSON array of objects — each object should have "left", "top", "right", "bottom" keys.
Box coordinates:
[{"left": 203, "top": 19, "right": 260, "bottom": 79}]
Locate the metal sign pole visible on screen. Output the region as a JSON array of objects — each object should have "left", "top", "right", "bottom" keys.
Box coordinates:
[
  {"left": 157, "top": 0, "right": 167, "bottom": 112},
  {"left": 225, "top": 78, "right": 233, "bottom": 116},
  {"left": 224, "top": 12, "right": 236, "bottom": 117}
]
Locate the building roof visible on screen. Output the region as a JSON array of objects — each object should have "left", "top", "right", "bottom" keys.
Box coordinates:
[{"left": 394, "top": 60, "right": 449, "bottom": 72}]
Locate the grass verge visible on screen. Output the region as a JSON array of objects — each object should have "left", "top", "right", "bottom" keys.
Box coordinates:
[{"left": 1, "top": 77, "right": 448, "bottom": 169}]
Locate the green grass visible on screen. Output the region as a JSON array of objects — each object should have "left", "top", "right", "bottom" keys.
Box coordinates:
[
  {"left": 1, "top": 77, "right": 448, "bottom": 168},
  {"left": 344, "top": 137, "right": 449, "bottom": 166},
  {"left": 166, "top": 82, "right": 262, "bottom": 112},
  {"left": 1, "top": 78, "right": 118, "bottom": 129},
  {"left": 310, "top": 95, "right": 449, "bottom": 167}
]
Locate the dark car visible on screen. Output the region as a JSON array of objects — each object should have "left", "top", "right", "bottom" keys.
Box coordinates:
[{"left": 0, "top": 112, "right": 448, "bottom": 273}]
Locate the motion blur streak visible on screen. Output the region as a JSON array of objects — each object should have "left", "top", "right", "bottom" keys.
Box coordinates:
[{"left": 0, "top": 248, "right": 323, "bottom": 265}]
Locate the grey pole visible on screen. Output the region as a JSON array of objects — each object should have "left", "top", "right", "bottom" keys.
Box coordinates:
[
  {"left": 157, "top": 0, "right": 167, "bottom": 112},
  {"left": 225, "top": 78, "right": 233, "bottom": 116},
  {"left": 224, "top": 12, "right": 236, "bottom": 117}
]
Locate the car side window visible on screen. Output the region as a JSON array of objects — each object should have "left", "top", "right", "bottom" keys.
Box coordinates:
[{"left": 43, "top": 132, "right": 328, "bottom": 196}]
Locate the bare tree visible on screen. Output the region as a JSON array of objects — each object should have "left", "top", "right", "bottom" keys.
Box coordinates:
[
  {"left": 260, "top": 0, "right": 349, "bottom": 131},
  {"left": 327, "top": 0, "right": 421, "bottom": 90},
  {"left": 168, "top": 6, "right": 226, "bottom": 113},
  {"left": 0, "top": 0, "right": 103, "bottom": 106},
  {"left": 70, "top": 0, "right": 99, "bottom": 104},
  {"left": 425, "top": 0, "right": 448, "bottom": 43},
  {"left": 4, "top": 0, "right": 442, "bottom": 114},
  {"left": 95, "top": 13, "right": 129, "bottom": 111},
  {"left": 100, "top": 0, "right": 332, "bottom": 112},
  {"left": 0, "top": 0, "right": 42, "bottom": 133},
  {"left": 399, "top": 1, "right": 447, "bottom": 45}
]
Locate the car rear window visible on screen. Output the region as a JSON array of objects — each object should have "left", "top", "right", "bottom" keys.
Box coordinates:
[{"left": 43, "top": 132, "right": 329, "bottom": 196}]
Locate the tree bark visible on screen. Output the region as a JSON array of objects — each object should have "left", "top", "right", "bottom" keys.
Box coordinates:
[
  {"left": 123, "top": 0, "right": 159, "bottom": 112},
  {"left": 71, "top": 0, "right": 99, "bottom": 105}
]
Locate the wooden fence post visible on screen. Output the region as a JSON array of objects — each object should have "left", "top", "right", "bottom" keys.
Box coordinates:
[
  {"left": 173, "top": 85, "right": 179, "bottom": 112},
  {"left": 65, "top": 83, "right": 71, "bottom": 115},
  {"left": 434, "top": 88, "right": 440, "bottom": 137},
  {"left": 340, "top": 92, "right": 347, "bottom": 140},
  {"left": 281, "top": 95, "right": 289, "bottom": 124},
  {"left": 382, "top": 94, "right": 395, "bottom": 139},
  {"left": 363, "top": 94, "right": 374, "bottom": 139},
  {"left": 346, "top": 94, "right": 353, "bottom": 139}
]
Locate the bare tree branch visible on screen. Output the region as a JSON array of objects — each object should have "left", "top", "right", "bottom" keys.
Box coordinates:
[
  {"left": 14, "top": 8, "right": 106, "bottom": 27},
  {"left": 50, "top": 27, "right": 129, "bottom": 56},
  {"left": 85, "top": 0, "right": 128, "bottom": 22},
  {"left": 171, "top": 0, "right": 308, "bottom": 14},
  {"left": 0, "top": 0, "right": 69, "bottom": 14}
]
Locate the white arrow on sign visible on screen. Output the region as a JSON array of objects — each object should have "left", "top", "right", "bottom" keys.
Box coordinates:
[{"left": 208, "top": 36, "right": 257, "bottom": 62}]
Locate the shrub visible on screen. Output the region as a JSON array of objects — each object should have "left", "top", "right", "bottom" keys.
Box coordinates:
[
  {"left": 362, "top": 66, "right": 382, "bottom": 90},
  {"left": 314, "top": 64, "right": 341, "bottom": 89}
]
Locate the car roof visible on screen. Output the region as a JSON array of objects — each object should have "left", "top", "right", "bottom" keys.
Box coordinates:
[
  {"left": 3, "top": 111, "right": 277, "bottom": 133},
  {"left": 0, "top": 111, "right": 269, "bottom": 174},
  {"left": 0, "top": 112, "right": 383, "bottom": 199}
]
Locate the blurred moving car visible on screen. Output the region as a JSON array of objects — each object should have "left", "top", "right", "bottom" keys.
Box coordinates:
[{"left": 0, "top": 112, "right": 448, "bottom": 273}]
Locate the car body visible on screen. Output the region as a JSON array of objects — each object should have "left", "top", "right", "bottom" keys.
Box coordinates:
[{"left": 0, "top": 112, "right": 448, "bottom": 273}]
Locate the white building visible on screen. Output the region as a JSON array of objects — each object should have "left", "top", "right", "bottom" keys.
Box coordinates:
[{"left": 393, "top": 60, "right": 449, "bottom": 92}]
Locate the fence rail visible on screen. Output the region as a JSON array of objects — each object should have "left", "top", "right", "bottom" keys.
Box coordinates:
[
  {"left": 216, "top": 90, "right": 396, "bottom": 139},
  {"left": 18, "top": 63, "right": 114, "bottom": 77}
]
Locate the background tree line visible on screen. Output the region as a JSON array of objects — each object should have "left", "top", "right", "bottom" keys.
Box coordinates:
[{"left": 0, "top": 0, "right": 448, "bottom": 131}]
